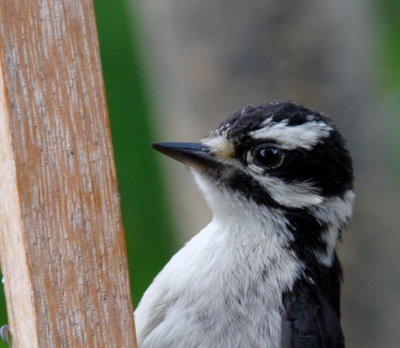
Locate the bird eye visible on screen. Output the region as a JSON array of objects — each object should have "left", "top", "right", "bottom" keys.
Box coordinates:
[{"left": 252, "top": 145, "right": 283, "bottom": 169}]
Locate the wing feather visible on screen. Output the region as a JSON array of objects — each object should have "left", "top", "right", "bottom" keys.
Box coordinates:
[{"left": 282, "top": 279, "right": 345, "bottom": 348}]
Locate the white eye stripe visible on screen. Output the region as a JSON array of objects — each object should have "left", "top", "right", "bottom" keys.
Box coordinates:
[
  {"left": 254, "top": 175, "right": 324, "bottom": 208},
  {"left": 249, "top": 120, "right": 332, "bottom": 150}
]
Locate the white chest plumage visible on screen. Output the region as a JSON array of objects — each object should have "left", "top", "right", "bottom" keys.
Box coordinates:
[{"left": 135, "top": 200, "right": 301, "bottom": 348}]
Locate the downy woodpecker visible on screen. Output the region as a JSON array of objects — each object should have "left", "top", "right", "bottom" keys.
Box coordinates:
[{"left": 135, "top": 102, "right": 354, "bottom": 348}]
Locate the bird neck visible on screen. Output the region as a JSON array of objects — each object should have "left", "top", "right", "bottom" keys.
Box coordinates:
[{"left": 194, "top": 169, "right": 353, "bottom": 307}]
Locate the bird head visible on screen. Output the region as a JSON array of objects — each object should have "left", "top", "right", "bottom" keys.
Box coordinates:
[{"left": 153, "top": 102, "right": 354, "bottom": 266}]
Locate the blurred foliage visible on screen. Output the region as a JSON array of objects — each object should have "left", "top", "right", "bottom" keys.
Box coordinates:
[
  {"left": 374, "top": 0, "right": 400, "bottom": 174},
  {"left": 0, "top": 295, "right": 5, "bottom": 348},
  {"left": 375, "top": 0, "right": 400, "bottom": 88},
  {"left": 93, "top": 0, "right": 177, "bottom": 306}
]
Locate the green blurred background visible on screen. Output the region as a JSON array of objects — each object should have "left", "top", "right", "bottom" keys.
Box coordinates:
[
  {"left": 93, "top": 0, "right": 178, "bottom": 306},
  {"left": 1, "top": 0, "right": 400, "bottom": 347}
]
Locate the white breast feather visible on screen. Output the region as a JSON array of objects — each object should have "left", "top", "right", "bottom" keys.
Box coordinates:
[{"left": 135, "top": 173, "right": 302, "bottom": 348}]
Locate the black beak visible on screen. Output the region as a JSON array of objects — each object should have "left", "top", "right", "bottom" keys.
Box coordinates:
[{"left": 152, "top": 142, "right": 218, "bottom": 170}]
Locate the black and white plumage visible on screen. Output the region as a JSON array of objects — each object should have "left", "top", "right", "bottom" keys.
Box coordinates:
[{"left": 135, "top": 102, "right": 354, "bottom": 348}]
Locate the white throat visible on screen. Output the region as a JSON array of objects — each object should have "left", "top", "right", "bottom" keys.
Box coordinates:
[{"left": 191, "top": 169, "right": 302, "bottom": 285}]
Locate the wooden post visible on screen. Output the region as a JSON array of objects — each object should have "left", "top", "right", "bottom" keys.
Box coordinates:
[{"left": 0, "top": 0, "right": 137, "bottom": 347}]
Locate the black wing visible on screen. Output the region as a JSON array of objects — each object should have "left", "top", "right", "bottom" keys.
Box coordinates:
[{"left": 282, "top": 279, "right": 345, "bottom": 348}]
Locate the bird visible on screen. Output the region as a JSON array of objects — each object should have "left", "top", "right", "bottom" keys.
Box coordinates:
[{"left": 135, "top": 101, "right": 354, "bottom": 348}]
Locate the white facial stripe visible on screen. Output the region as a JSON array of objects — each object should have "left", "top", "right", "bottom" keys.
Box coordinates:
[
  {"left": 250, "top": 120, "right": 332, "bottom": 150},
  {"left": 255, "top": 175, "right": 324, "bottom": 208}
]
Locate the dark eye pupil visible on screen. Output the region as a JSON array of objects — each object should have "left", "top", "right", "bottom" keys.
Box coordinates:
[{"left": 254, "top": 146, "right": 282, "bottom": 167}]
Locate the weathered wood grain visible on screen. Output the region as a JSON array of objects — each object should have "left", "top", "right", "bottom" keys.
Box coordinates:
[{"left": 0, "top": 0, "right": 137, "bottom": 346}]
